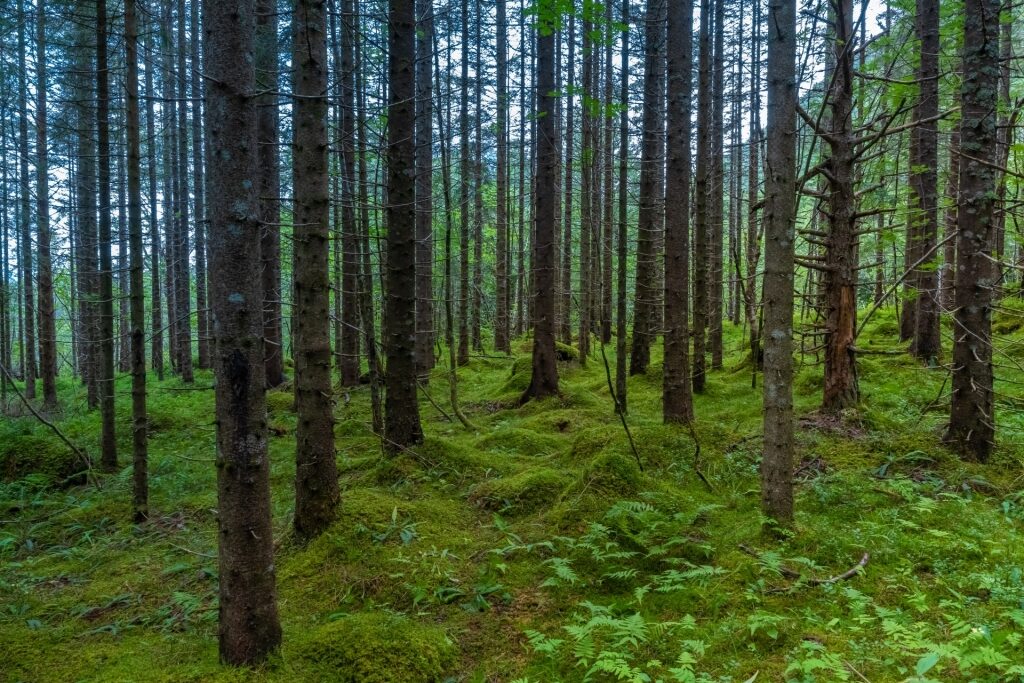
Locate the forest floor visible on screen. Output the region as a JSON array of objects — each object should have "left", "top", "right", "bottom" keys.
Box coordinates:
[{"left": 3, "top": 304, "right": 1024, "bottom": 682}]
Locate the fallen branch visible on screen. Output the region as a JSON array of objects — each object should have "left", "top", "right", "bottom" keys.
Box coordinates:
[
  {"left": 598, "top": 339, "right": 643, "bottom": 472},
  {"left": 739, "top": 543, "right": 870, "bottom": 587}
]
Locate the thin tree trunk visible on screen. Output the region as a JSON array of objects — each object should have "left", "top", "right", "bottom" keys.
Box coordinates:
[
  {"left": 940, "top": 129, "right": 960, "bottom": 310},
  {"left": 17, "top": 0, "right": 35, "bottom": 401},
  {"left": 191, "top": 0, "right": 209, "bottom": 370},
  {"left": 145, "top": 28, "right": 163, "bottom": 380},
  {"left": 415, "top": 0, "right": 436, "bottom": 372},
  {"left": 709, "top": 0, "right": 725, "bottom": 370},
  {"left": 615, "top": 0, "right": 629, "bottom": 413},
  {"left": 559, "top": 11, "right": 575, "bottom": 347},
  {"left": 495, "top": 0, "right": 511, "bottom": 352},
  {"left": 97, "top": 0, "right": 117, "bottom": 469},
  {"left": 457, "top": 0, "right": 471, "bottom": 366},
  {"left": 35, "top": 5, "right": 57, "bottom": 408},
  {"left": 692, "top": 0, "right": 712, "bottom": 392},
  {"left": 175, "top": 0, "right": 194, "bottom": 384}
]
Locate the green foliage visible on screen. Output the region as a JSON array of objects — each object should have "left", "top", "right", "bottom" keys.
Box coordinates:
[{"left": 469, "top": 467, "right": 571, "bottom": 514}]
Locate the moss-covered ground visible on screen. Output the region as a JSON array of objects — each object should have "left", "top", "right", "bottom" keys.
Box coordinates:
[{"left": 3, "top": 306, "right": 1024, "bottom": 682}]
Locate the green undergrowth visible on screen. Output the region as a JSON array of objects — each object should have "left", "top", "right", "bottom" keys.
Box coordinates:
[{"left": 2, "top": 307, "right": 1024, "bottom": 681}]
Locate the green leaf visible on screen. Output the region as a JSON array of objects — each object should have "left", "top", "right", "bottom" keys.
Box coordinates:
[{"left": 915, "top": 652, "right": 939, "bottom": 676}]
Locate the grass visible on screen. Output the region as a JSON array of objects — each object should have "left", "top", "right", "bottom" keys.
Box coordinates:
[{"left": 2, "top": 306, "right": 1024, "bottom": 682}]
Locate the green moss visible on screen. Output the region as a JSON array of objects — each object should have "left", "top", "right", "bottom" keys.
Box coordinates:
[
  {"left": 568, "top": 426, "right": 620, "bottom": 461},
  {"left": 474, "top": 427, "right": 563, "bottom": 457},
  {"left": 577, "top": 450, "right": 644, "bottom": 495},
  {"left": 265, "top": 388, "right": 295, "bottom": 413},
  {"left": 469, "top": 467, "right": 570, "bottom": 514},
  {"left": 0, "top": 429, "right": 84, "bottom": 485},
  {"left": 290, "top": 612, "right": 456, "bottom": 683},
  {"left": 555, "top": 342, "right": 579, "bottom": 361}
]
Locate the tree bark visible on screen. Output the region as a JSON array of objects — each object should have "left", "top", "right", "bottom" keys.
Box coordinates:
[
  {"left": 415, "top": 0, "right": 436, "bottom": 372},
  {"left": 35, "top": 5, "right": 57, "bottom": 409},
  {"left": 495, "top": 0, "right": 511, "bottom": 352},
  {"left": 522, "top": 0, "right": 559, "bottom": 401},
  {"left": 385, "top": 0, "right": 426, "bottom": 448},
  {"left": 761, "top": 0, "right": 798, "bottom": 526},
  {"left": 203, "top": 0, "right": 282, "bottom": 663},
  {"left": 946, "top": 0, "right": 999, "bottom": 462},
  {"left": 97, "top": 0, "right": 117, "bottom": 469},
  {"left": 559, "top": 12, "right": 575, "bottom": 347},
  {"left": 692, "top": 0, "right": 712, "bottom": 392},
  {"left": 662, "top": 0, "right": 693, "bottom": 424}
]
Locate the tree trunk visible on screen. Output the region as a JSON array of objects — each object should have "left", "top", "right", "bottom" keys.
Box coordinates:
[
  {"left": 615, "top": 0, "right": 630, "bottom": 413},
  {"left": 125, "top": 0, "right": 148, "bottom": 523},
  {"left": 600, "top": 0, "right": 614, "bottom": 345},
  {"left": 17, "top": 0, "right": 35, "bottom": 401},
  {"left": 204, "top": 0, "right": 282, "bottom": 663},
  {"left": 191, "top": 0, "right": 209, "bottom": 370},
  {"left": 692, "top": 0, "right": 712, "bottom": 392},
  {"left": 910, "top": 0, "right": 941, "bottom": 362},
  {"left": 629, "top": 0, "right": 665, "bottom": 376},
  {"left": 578, "top": 7, "right": 594, "bottom": 365},
  {"left": 35, "top": 6, "right": 57, "bottom": 409},
  {"left": 522, "top": 0, "right": 559, "bottom": 401},
  {"left": 946, "top": 0, "right": 999, "bottom": 462},
  {"left": 257, "top": 0, "right": 284, "bottom": 388},
  {"left": 175, "top": 0, "right": 194, "bottom": 384},
  {"left": 385, "top": 0, "right": 426, "bottom": 448},
  {"left": 415, "top": 0, "right": 436, "bottom": 372},
  {"left": 940, "top": 129, "right": 960, "bottom": 310},
  {"left": 145, "top": 27, "right": 163, "bottom": 380},
  {"left": 746, "top": 0, "right": 763, "bottom": 385},
  {"left": 663, "top": 0, "right": 693, "bottom": 424},
  {"left": 495, "top": 0, "right": 511, "bottom": 352},
  {"left": 97, "top": 0, "right": 117, "bottom": 469},
  {"left": 559, "top": 12, "right": 575, "bottom": 347},
  {"left": 761, "top": 0, "right": 798, "bottom": 526},
  {"left": 820, "top": 0, "right": 860, "bottom": 414},
  {"left": 457, "top": 0, "right": 471, "bottom": 366},
  {"left": 291, "top": 0, "right": 339, "bottom": 539},
  {"left": 709, "top": 0, "right": 725, "bottom": 370}
]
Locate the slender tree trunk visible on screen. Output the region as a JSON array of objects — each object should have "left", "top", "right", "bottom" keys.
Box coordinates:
[
  {"left": 292, "top": 0, "right": 339, "bottom": 539},
  {"left": 821, "top": 0, "right": 860, "bottom": 414},
  {"left": 97, "top": 0, "right": 117, "bottom": 469},
  {"left": 35, "top": 6, "right": 56, "bottom": 408},
  {"left": 457, "top": 0, "right": 471, "bottom": 366},
  {"left": 600, "top": 0, "right": 614, "bottom": 345},
  {"left": 559, "top": 12, "right": 575, "bottom": 347},
  {"left": 257, "top": 0, "right": 284, "bottom": 388},
  {"left": 145, "top": 28, "right": 163, "bottom": 380},
  {"left": 692, "top": 0, "right": 712, "bottom": 392},
  {"left": 125, "top": 0, "right": 148, "bottom": 523},
  {"left": 495, "top": 0, "right": 511, "bottom": 352},
  {"left": 523, "top": 0, "right": 559, "bottom": 401},
  {"left": 746, "top": 0, "right": 763, "bottom": 384},
  {"left": 205, "top": 0, "right": 283, "bottom": 662},
  {"left": 336, "top": 0, "right": 361, "bottom": 386},
  {"left": 191, "top": 0, "right": 209, "bottom": 370},
  {"left": 940, "top": 129, "right": 960, "bottom": 310},
  {"left": 709, "top": 0, "right": 725, "bottom": 370},
  {"left": 385, "top": 0, "right": 426, "bottom": 448},
  {"left": 615, "top": 0, "right": 630, "bottom": 413},
  {"left": 628, "top": 0, "right": 664, "bottom": 376},
  {"left": 946, "top": 0, "right": 999, "bottom": 462},
  {"left": 17, "top": 0, "right": 35, "bottom": 401},
  {"left": 471, "top": 5, "right": 484, "bottom": 352},
  {"left": 578, "top": 6, "right": 594, "bottom": 365},
  {"left": 415, "top": 0, "right": 435, "bottom": 373},
  {"left": 910, "top": 0, "right": 941, "bottom": 362},
  {"left": 761, "top": 0, "right": 798, "bottom": 525},
  {"left": 175, "top": 0, "right": 194, "bottom": 384},
  {"left": 663, "top": 0, "right": 693, "bottom": 423}
]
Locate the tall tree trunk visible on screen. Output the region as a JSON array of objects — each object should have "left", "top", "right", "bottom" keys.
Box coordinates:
[
  {"left": 615, "top": 0, "right": 630, "bottom": 413},
  {"left": 761, "top": 0, "right": 798, "bottom": 525},
  {"left": 145, "top": 28, "right": 164, "bottom": 380},
  {"left": 457, "top": 0, "right": 471, "bottom": 366},
  {"left": 338, "top": 0, "right": 361, "bottom": 386},
  {"left": 746, "top": 0, "right": 763, "bottom": 385},
  {"left": 16, "top": 0, "right": 35, "bottom": 401},
  {"left": 523, "top": 0, "right": 559, "bottom": 401},
  {"left": 471, "top": 4, "right": 484, "bottom": 352},
  {"left": 125, "top": 0, "right": 148, "bottom": 522},
  {"left": 204, "top": 0, "right": 282, "bottom": 664},
  {"left": 578, "top": 6, "right": 594, "bottom": 365},
  {"left": 910, "top": 0, "right": 941, "bottom": 362},
  {"left": 257, "top": 0, "right": 285, "bottom": 388},
  {"left": 600, "top": 0, "right": 614, "bottom": 345},
  {"left": 628, "top": 0, "right": 664, "bottom": 376},
  {"left": 175, "top": 0, "right": 194, "bottom": 384},
  {"left": 946, "top": 0, "right": 999, "bottom": 462},
  {"left": 559, "top": 11, "right": 575, "bottom": 347},
  {"left": 940, "top": 129, "right": 960, "bottom": 310},
  {"left": 495, "top": 0, "right": 511, "bottom": 352},
  {"left": 663, "top": 0, "right": 693, "bottom": 423},
  {"left": 820, "top": 0, "right": 860, "bottom": 414},
  {"left": 415, "top": 0, "right": 436, "bottom": 372},
  {"left": 35, "top": 5, "right": 56, "bottom": 408},
  {"left": 385, "top": 0, "right": 426, "bottom": 448},
  {"left": 692, "top": 0, "right": 712, "bottom": 392},
  {"left": 709, "top": 0, "right": 725, "bottom": 370},
  {"left": 191, "top": 0, "right": 209, "bottom": 370},
  {"left": 292, "top": 0, "right": 339, "bottom": 539},
  {"left": 97, "top": 0, "right": 117, "bottom": 469}
]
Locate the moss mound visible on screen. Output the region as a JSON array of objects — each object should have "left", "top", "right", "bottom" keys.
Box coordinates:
[
  {"left": 0, "top": 430, "right": 83, "bottom": 484},
  {"left": 265, "top": 388, "right": 295, "bottom": 413},
  {"left": 469, "top": 467, "right": 571, "bottom": 514},
  {"left": 555, "top": 342, "right": 579, "bottom": 361},
  {"left": 291, "top": 612, "right": 456, "bottom": 682},
  {"left": 577, "top": 451, "right": 644, "bottom": 495},
  {"left": 569, "top": 426, "right": 620, "bottom": 461},
  {"left": 474, "top": 427, "right": 563, "bottom": 457}
]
